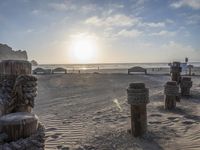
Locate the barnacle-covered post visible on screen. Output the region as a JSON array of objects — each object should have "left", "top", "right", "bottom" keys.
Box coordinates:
[
  {"left": 0, "top": 60, "right": 32, "bottom": 116},
  {"left": 127, "top": 83, "right": 149, "bottom": 137},
  {"left": 0, "top": 60, "right": 45, "bottom": 149},
  {"left": 170, "top": 62, "right": 182, "bottom": 84},
  {"left": 164, "top": 81, "right": 179, "bottom": 109},
  {"left": 13, "top": 75, "right": 37, "bottom": 112},
  {"left": 180, "top": 77, "right": 192, "bottom": 96}
]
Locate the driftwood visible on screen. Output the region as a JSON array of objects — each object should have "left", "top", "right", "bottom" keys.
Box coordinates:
[
  {"left": 128, "top": 66, "right": 147, "bottom": 75},
  {"left": 164, "top": 81, "right": 179, "bottom": 109},
  {"left": 127, "top": 83, "right": 149, "bottom": 137},
  {"left": 0, "top": 112, "right": 38, "bottom": 141}
]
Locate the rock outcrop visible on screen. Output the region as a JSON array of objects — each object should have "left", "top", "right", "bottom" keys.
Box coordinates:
[
  {"left": 0, "top": 44, "right": 28, "bottom": 61},
  {"left": 30, "top": 60, "right": 38, "bottom": 66}
]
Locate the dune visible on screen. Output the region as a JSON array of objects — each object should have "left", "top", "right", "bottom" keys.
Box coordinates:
[{"left": 33, "top": 73, "right": 200, "bottom": 150}]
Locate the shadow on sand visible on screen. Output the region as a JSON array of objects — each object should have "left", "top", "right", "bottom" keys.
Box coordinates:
[
  {"left": 157, "top": 105, "right": 200, "bottom": 123},
  {"left": 77, "top": 130, "right": 164, "bottom": 150}
]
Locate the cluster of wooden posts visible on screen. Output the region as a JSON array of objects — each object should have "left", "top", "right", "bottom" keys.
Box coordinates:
[
  {"left": 0, "top": 60, "right": 45, "bottom": 149},
  {"left": 127, "top": 61, "right": 193, "bottom": 137},
  {"left": 0, "top": 60, "right": 194, "bottom": 147}
]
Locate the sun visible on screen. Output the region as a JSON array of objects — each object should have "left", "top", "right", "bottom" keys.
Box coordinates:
[{"left": 68, "top": 33, "right": 98, "bottom": 63}]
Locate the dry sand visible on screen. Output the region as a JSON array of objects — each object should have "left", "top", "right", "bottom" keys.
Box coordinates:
[{"left": 33, "top": 72, "right": 200, "bottom": 150}]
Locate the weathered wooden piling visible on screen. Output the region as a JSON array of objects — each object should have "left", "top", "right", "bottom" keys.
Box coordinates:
[
  {"left": 127, "top": 83, "right": 149, "bottom": 137},
  {"left": 180, "top": 77, "right": 192, "bottom": 96},
  {"left": 0, "top": 60, "right": 35, "bottom": 115},
  {"left": 164, "top": 81, "right": 179, "bottom": 109},
  {"left": 0, "top": 112, "right": 38, "bottom": 141},
  {"left": 0, "top": 60, "right": 45, "bottom": 149},
  {"left": 170, "top": 62, "right": 182, "bottom": 84},
  {"left": 0, "top": 60, "right": 31, "bottom": 76}
]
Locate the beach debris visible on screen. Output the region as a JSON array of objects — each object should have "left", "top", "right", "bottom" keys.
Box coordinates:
[
  {"left": 170, "top": 62, "right": 182, "bottom": 84},
  {"left": 127, "top": 83, "right": 149, "bottom": 137},
  {"left": 0, "top": 60, "right": 45, "bottom": 150},
  {"left": 180, "top": 77, "right": 192, "bottom": 96},
  {"left": 164, "top": 81, "right": 179, "bottom": 109}
]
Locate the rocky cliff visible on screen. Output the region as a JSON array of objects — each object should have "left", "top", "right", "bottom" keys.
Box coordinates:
[{"left": 0, "top": 44, "right": 28, "bottom": 60}]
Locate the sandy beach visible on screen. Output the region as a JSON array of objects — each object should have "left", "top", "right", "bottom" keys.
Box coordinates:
[
  {"left": 33, "top": 71, "right": 200, "bottom": 150},
  {"left": 1, "top": 0, "right": 200, "bottom": 149}
]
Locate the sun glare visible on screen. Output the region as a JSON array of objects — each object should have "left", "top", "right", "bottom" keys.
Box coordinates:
[{"left": 68, "top": 33, "right": 98, "bottom": 63}]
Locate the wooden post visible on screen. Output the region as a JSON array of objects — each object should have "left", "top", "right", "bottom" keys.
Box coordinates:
[
  {"left": 0, "top": 60, "right": 31, "bottom": 75},
  {"left": 164, "top": 81, "right": 179, "bottom": 109},
  {"left": 187, "top": 65, "right": 193, "bottom": 76},
  {"left": 0, "top": 60, "right": 32, "bottom": 116},
  {"left": 0, "top": 112, "right": 38, "bottom": 141},
  {"left": 180, "top": 77, "right": 192, "bottom": 96},
  {"left": 127, "top": 83, "right": 149, "bottom": 137},
  {"left": 170, "top": 62, "right": 182, "bottom": 84}
]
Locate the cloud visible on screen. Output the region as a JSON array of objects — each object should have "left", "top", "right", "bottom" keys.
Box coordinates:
[
  {"left": 110, "top": 4, "right": 124, "bottom": 9},
  {"left": 165, "top": 19, "right": 175, "bottom": 24},
  {"left": 80, "top": 4, "right": 98, "bottom": 13},
  {"left": 160, "top": 41, "right": 200, "bottom": 60},
  {"left": 31, "top": 9, "right": 39, "bottom": 15},
  {"left": 85, "top": 14, "right": 139, "bottom": 27},
  {"left": 140, "top": 22, "right": 165, "bottom": 27},
  {"left": 186, "top": 14, "right": 200, "bottom": 24},
  {"left": 136, "top": 0, "right": 146, "bottom": 5},
  {"left": 151, "top": 30, "right": 176, "bottom": 36},
  {"left": 170, "top": 0, "right": 200, "bottom": 10},
  {"left": 26, "top": 29, "right": 34, "bottom": 33},
  {"left": 130, "top": 41, "right": 200, "bottom": 62},
  {"left": 117, "top": 29, "right": 142, "bottom": 38},
  {"left": 48, "top": 2, "right": 76, "bottom": 11}
]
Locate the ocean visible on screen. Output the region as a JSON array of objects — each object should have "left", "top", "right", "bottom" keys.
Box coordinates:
[{"left": 35, "top": 62, "right": 200, "bottom": 71}]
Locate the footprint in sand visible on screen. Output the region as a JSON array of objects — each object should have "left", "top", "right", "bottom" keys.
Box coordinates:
[
  {"left": 150, "top": 114, "right": 162, "bottom": 117},
  {"left": 182, "top": 120, "right": 195, "bottom": 125},
  {"left": 50, "top": 133, "right": 62, "bottom": 139},
  {"left": 167, "top": 117, "right": 180, "bottom": 122},
  {"left": 148, "top": 121, "right": 162, "bottom": 124},
  {"left": 46, "top": 127, "right": 57, "bottom": 132}
]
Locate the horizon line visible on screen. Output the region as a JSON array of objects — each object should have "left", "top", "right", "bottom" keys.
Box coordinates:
[{"left": 38, "top": 61, "right": 200, "bottom": 65}]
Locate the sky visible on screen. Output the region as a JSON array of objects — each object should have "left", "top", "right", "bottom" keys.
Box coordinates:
[{"left": 0, "top": 0, "right": 200, "bottom": 64}]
